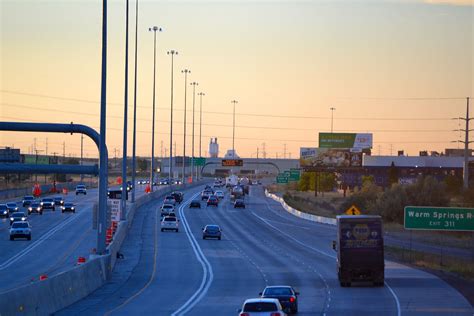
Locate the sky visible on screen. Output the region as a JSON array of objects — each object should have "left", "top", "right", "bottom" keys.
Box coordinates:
[{"left": 0, "top": 0, "right": 473, "bottom": 159}]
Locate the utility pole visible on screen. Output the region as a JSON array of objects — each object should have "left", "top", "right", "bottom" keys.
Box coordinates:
[
  {"left": 167, "top": 49, "right": 178, "bottom": 182},
  {"left": 181, "top": 69, "right": 191, "bottom": 184},
  {"left": 231, "top": 100, "right": 238, "bottom": 158},
  {"left": 45, "top": 138, "right": 48, "bottom": 155},
  {"left": 262, "top": 142, "right": 267, "bottom": 159},
  {"left": 131, "top": 0, "right": 140, "bottom": 203},
  {"left": 198, "top": 92, "right": 205, "bottom": 161},
  {"left": 283, "top": 144, "right": 287, "bottom": 159},
  {"left": 160, "top": 140, "right": 163, "bottom": 158},
  {"left": 80, "top": 134, "right": 84, "bottom": 182},
  {"left": 330, "top": 107, "right": 336, "bottom": 133},
  {"left": 459, "top": 97, "right": 472, "bottom": 189},
  {"left": 62, "top": 141, "right": 65, "bottom": 159}
]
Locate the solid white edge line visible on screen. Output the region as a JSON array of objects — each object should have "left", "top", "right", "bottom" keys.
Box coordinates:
[
  {"left": 261, "top": 195, "right": 402, "bottom": 316},
  {"left": 172, "top": 190, "right": 214, "bottom": 316}
]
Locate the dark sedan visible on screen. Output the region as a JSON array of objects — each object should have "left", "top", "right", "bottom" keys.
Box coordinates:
[
  {"left": 171, "top": 191, "right": 184, "bottom": 203},
  {"left": 207, "top": 195, "right": 219, "bottom": 207},
  {"left": 53, "top": 196, "right": 64, "bottom": 206},
  {"left": 22, "top": 195, "right": 35, "bottom": 207},
  {"left": 28, "top": 202, "right": 43, "bottom": 215},
  {"left": 202, "top": 225, "right": 222, "bottom": 240},
  {"left": 259, "top": 286, "right": 299, "bottom": 314},
  {"left": 10, "top": 212, "right": 27, "bottom": 226},
  {"left": 41, "top": 198, "right": 56, "bottom": 211},
  {"left": 6, "top": 202, "right": 19, "bottom": 214},
  {"left": 234, "top": 199, "right": 246, "bottom": 209},
  {"left": 189, "top": 200, "right": 201, "bottom": 208},
  {"left": 0, "top": 204, "right": 8, "bottom": 217},
  {"left": 62, "top": 202, "right": 76, "bottom": 213}
]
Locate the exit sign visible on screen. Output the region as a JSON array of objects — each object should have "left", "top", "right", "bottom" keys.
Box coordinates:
[{"left": 404, "top": 206, "right": 474, "bottom": 231}]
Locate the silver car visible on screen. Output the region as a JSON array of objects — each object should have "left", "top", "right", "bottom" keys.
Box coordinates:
[
  {"left": 160, "top": 204, "right": 175, "bottom": 217},
  {"left": 10, "top": 221, "right": 32, "bottom": 241}
]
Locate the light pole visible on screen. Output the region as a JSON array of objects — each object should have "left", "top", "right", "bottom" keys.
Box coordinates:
[
  {"left": 231, "top": 100, "right": 238, "bottom": 158},
  {"left": 167, "top": 50, "right": 178, "bottom": 182},
  {"left": 330, "top": 107, "right": 336, "bottom": 133},
  {"left": 181, "top": 69, "right": 191, "bottom": 184},
  {"left": 149, "top": 26, "right": 162, "bottom": 191},
  {"left": 121, "top": 0, "right": 130, "bottom": 220},
  {"left": 131, "top": 0, "right": 139, "bottom": 203},
  {"left": 198, "top": 92, "right": 205, "bottom": 180},
  {"left": 190, "top": 82, "right": 198, "bottom": 181}
]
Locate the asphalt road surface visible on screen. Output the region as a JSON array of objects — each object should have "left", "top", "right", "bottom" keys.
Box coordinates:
[
  {"left": 60, "top": 184, "right": 473, "bottom": 316},
  {"left": 0, "top": 183, "right": 151, "bottom": 294}
]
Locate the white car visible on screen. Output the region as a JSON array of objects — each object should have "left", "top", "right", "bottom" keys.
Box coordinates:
[
  {"left": 238, "top": 298, "right": 286, "bottom": 316},
  {"left": 160, "top": 204, "right": 175, "bottom": 217},
  {"left": 161, "top": 216, "right": 179, "bottom": 232},
  {"left": 75, "top": 184, "right": 87, "bottom": 195},
  {"left": 10, "top": 221, "right": 32, "bottom": 241},
  {"left": 215, "top": 190, "right": 225, "bottom": 199}
]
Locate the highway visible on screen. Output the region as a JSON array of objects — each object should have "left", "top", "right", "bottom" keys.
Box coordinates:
[
  {"left": 60, "top": 184, "right": 473, "bottom": 315},
  {"left": 0, "top": 184, "right": 150, "bottom": 294}
]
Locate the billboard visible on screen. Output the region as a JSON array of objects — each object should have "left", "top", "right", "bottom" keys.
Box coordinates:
[
  {"left": 222, "top": 159, "right": 243, "bottom": 167},
  {"left": 300, "top": 147, "right": 362, "bottom": 168},
  {"left": 24, "top": 155, "right": 50, "bottom": 164},
  {"left": 319, "top": 133, "right": 372, "bottom": 149}
]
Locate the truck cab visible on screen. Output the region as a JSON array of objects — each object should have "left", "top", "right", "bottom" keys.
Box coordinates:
[{"left": 333, "top": 215, "right": 384, "bottom": 287}]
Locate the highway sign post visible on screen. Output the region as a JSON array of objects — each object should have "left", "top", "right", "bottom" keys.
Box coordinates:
[
  {"left": 276, "top": 174, "right": 288, "bottom": 184},
  {"left": 404, "top": 206, "right": 474, "bottom": 231}
]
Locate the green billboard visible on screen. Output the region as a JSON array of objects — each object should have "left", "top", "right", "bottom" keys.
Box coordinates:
[
  {"left": 319, "top": 133, "right": 372, "bottom": 149},
  {"left": 24, "top": 155, "right": 49, "bottom": 164},
  {"left": 404, "top": 206, "right": 474, "bottom": 231}
]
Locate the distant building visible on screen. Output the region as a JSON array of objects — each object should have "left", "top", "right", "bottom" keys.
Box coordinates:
[
  {"left": 445, "top": 148, "right": 472, "bottom": 157},
  {"left": 0, "top": 147, "right": 20, "bottom": 163},
  {"left": 224, "top": 149, "right": 239, "bottom": 159},
  {"left": 209, "top": 138, "right": 219, "bottom": 158}
]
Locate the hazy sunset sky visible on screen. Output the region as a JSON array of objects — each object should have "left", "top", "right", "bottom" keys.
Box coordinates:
[{"left": 1, "top": 0, "right": 473, "bottom": 159}]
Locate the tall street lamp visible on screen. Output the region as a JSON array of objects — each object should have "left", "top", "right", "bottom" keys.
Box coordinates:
[
  {"left": 330, "top": 107, "right": 336, "bottom": 133},
  {"left": 197, "top": 92, "right": 205, "bottom": 180},
  {"left": 121, "top": 0, "right": 130, "bottom": 220},
  {"left": 149, "top": 26, "right": 162, "bottom": 191},
  {"left": 167, "top": 50, "right": 178, "bottom": 182},
  {"left": 189, "top": 82, "right": 198, "bottom": 181},
  {"left": 131, "top": 0, "right": 139, "bottom": 203},
  {"left": 181, "top": 69, "right": 190, "bottom": 184},
  {"left": 231, "top": 100, "right": 238, "bottom": 158}
]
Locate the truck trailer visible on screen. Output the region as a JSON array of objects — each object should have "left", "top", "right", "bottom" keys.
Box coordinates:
[{"left": 333, "top": 215, "right": 384, "bottom": 287}]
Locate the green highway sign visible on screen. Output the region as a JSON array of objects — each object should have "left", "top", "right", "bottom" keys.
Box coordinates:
[
  {"left": 276, "top": 174, "right": 289, "bottom": 184},
  {"left": 193, "top": 157, "right": 206, "bottom": 166},
  {"left": 404, "top": 206, "right": 474, "bottom": 231},
  {"left": 283, "top": 171, "right": 291, "bottom": 177},
  {"left": 289, "top": 169, "right": 300, "bottom": 181}
]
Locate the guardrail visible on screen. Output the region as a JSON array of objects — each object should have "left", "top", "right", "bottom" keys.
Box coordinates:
[
  {"left": 264, "top": 189, "right": 336, "bottom": 226},
  {"left": 0, "top": 181, "right": 208, "bottom": 316}
]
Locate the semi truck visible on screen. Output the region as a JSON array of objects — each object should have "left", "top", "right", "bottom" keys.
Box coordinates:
[{"left": 333, "top": 215, "right": 384, "bottom": 287}]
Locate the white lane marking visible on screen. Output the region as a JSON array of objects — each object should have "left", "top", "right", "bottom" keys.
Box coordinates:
[
  {"left": 0, "top": 213, "right": 80, "bottom": 270},
  {"left": 261, "top": 192, "right": 402, "bottom": 316},
  {"left": 385, "top": 281, "right": 402, "bottom": 316},
  {"left": 172, "top": 191, "right": 214, "bottom": 316}
]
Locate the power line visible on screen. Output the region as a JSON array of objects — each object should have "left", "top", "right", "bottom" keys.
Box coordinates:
[
  {"left": 1, "top": 90, "right": 457, "bottom": 121},
  {"left": 0, "top": 102, "right": 456, "bottom": 132}
]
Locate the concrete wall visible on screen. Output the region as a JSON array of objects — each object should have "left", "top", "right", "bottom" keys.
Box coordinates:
[
  {"left": 265, "top": 189, "right": 336, "bottom": 226},
  {"left": 0, "top": 181, "right": 207, "bottom": 316}
]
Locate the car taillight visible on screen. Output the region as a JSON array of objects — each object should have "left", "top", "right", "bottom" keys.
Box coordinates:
[{"left": 289, "top": 296, "right": 295, "bottom": 303}]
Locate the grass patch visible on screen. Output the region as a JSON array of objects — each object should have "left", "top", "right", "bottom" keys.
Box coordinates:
[{"left": 385, "top": 245, "right": 474, "bottom": 280}]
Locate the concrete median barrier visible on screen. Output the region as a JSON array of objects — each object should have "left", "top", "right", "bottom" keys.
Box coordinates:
[
  {"left": 0, "top": 181, "right": 208, "bottom": 316},
  {"left": 265, "top": 189, "right": 336, "bottom": 226}
]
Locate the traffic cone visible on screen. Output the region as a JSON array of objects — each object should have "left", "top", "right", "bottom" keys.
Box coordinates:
[
  {"left": 77, "top": 257, "right": 86, "bottom": 265},
  {"left": 106, "top": 228, "right": 113, "bottom": 245},
  {"left": 145, "top": 184, "right": 151, "bottom": 193}
]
